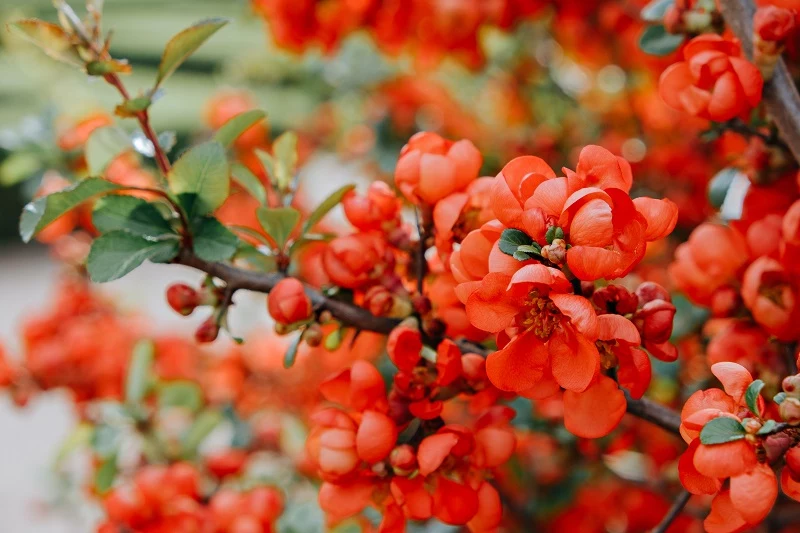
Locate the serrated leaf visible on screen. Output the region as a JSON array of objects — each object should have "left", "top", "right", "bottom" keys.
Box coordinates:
[
  {"left": 8, "top": 19, "right": 82, "bottom": 66},
  {"left": 699, "top": 417, "right": 746, "bottom": 445},
  {"left": 20, "top": 178, "right": 122, "bottom": 242},
  {"left": 87, "top": 231, "right": 180, "bottom": 282},
  {"left": 257, "top": 206, "right": 300, "bottom": 249},
  {"left": 158, "top": 381, "right": 203, "bottom": 413},
  {"left": 283, "top": 333, "right": 302, "bottom": 369},
  {"left": 231, "top": 163, "right": 267, "bottom": 205},
  {"left": 745, "top": 379, "right": 765, "bottom": 417},
  {"left": 192, "top": 217, "right": 239, "bottom": 261},
  {"left": 499, "top": 228, "right": 533, "bottom": 256},
  {"left": 94, "top": 454, "right": 118, "bottom": 494},
  {"left": 156, "top": 18, "right": 228, "bottom": 87},
  {"left": 169, "top": 141, "right": 229, "bottom": 218},
  {"left": 93, "top": 195, "right": 175, "bottom": 237},
  {"left": 639, "top": 25, "right": 683, "bottom": 56},
  {"left": 757, "top": 419, "right": 778, "bottom": 435},
  {"left": 641, "top": 0, "right": 675, "bottom": 21},
  {"left": 86, "top": 126, "right": 132, "bottom": 176},
  {"left": 214, "top": 110, "right": 267, "bottom": 148},
  {"left": 302, "top": 184, "right": 355, "bottom": 234},
  {"left": 126, "top": 340, "right": 154, "bottom": 406}
]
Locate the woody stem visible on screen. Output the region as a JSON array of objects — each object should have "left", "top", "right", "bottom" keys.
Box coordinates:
[
  {"left": 652, "top": 490, "right": 691, "bottom": 533},
  {"left": 719, "top": 0, "right": 800, "bottom": 163}
]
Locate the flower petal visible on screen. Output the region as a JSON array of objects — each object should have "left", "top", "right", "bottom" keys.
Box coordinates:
[
  {"left": 679, "top": 439, "right": 723, "bottom": 495},
  {"left": 633, "top": 197, "right": 679, "bottom": 241},
  {"left": 485, "top": 330, "right": 548, "bottom": 392},
  {"left": 550, "top": 328, "right": 599, "bottom": 392},
  {"left": 418, "top": 432, "right": 459, "bottom": 476},
  {"left": 729, "top": 463, "right": 777, "bottom": 524},
  {"left": 563, "top": 375, "right": 626, "bottom": 438}
]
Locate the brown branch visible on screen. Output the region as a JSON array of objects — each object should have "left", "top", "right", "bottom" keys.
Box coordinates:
[
  {"left": 624, "top": 389, "right": 682, "bottom": 435},
  {"left": 719, "top": 0, "right": 800, "bottom": 163},
  {"left": 652, "top": 490, "right": 692, "bottom": 533}
]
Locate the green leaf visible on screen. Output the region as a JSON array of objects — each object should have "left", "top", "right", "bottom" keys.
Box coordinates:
[
  {"left": 94, "top": 454, "right": 118, "bottom": 494},
  {"left": 257, "top": 206, "right": 300, "bottom": 249},
  {"left": 182, "top": 409, "right": 222, "bottom": 457},
  {"left": 115, "top": 96, "right": 152, "bottom": 118},
  {"left": 8, "top": 19, "right": 82, "bottom": 66},
  {"left": 192, "top": 217, "right": 239, "bottom": 261},
  {"left": 745, "top": 379, "right": 765, "bottom": 417},
  {"left": 91, "top": 424, "right": 121, "bottom": 458},
  {"left": 302, "top": 184, "right": 355, "bottom": 234},
  {"left": 775, "top": 392, "right": 787, "bottom": 405},
  {"left": 86, "top": 59, "right": 132, "bottom": 76},
  {"left": 699, "top": 417, "right": 746, "bottom": 445},
  {"left": 513, "top": 251, "right": 532, "bottom": 261},
  {"left": 757, "top": 419, "right": 778, "bottom": 435},
  {"left": 214, "top": 110, "right": 267, "bottom": 148},
  {"left": 0, "top": 152, "right": 41, "bottom": 187},
  {"left": 231, "top": 163, "right": 267, "bottom": 205},
  {"left": 86, "top": 126, "right": 132, "bottom": 176},
  {"left": 20, "top": 178, "right": 122, "bottom": 242},
  {"left": 271, "top": 131, "right": 298, "bottom": 190},
  {"left": 87, "top": 231, "right": 180, "bottom": 282},
  {"left": 169, "top": 141, "right": 229, "bottom": 218},
  {"left": 641, "top": 0, "right": 675, "bottom": 21},
  {"left": 639, "top": 25, "right": 684, "bottom": 56},
  {"left": 126, "top": 340, "right": 155, "bottom": 406},
  {"left": 93, "top": 195, "right": 175, "bottom": 237},
  {"left": 499, "top": 228, "right": 533, "bottom": 256},
  {"left": 156, "top": 18, "right": 229, "bottom": 87},
  {"left": 708, "top": 168, "right": 738, "bottom": 209},
  {"left": 158, "top": 381, "right": 203, "bottom": 413},
  {"left": 283, "top": 333, "right": 302, "bottom": 369}
]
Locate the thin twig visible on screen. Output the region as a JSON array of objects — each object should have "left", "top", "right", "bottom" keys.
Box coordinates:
[
  {"left": 624, "top": 389, "right": 682, "bottom": 435},
  {"left": 652, "top": 490, "right": 691, "bottom": 533}
]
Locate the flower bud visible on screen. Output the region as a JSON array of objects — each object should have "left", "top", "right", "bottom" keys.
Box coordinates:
[
  {"left": 592, "top": 285, "right": 638, "bottom": 315},
  {"left": 636, "top": 300, "right": 676, "bottom": 344},
  {"left": 461, "top": 354, "right": 488, "bottom": 387},
  {"left": 364, "top": 285, "right": 394, "bottom": 317},
  {"left": 783, "top": 375, "right": 800, "bottom": 396},
  {"left": 390, "top": 444, "right": 417, "bottom": 474},
  {"left": 780, "top": 397, "right": 800, "bottom": 424},
  {"left": 635, "top": 281, "right": 671, "bottom": 306},
  {"left": 195, "top": 317, "right": 220, "bottom": 344},
  {"left": 755, "top": 6, "right": 795, "bottom": 43},
  {"left": 267, "top": 278, "right": 312, "bottom": 325},
  {"left": 166, "top": 283, "right": 200, "bottom": 316},
  {"left": 540, "top": 238, "right": 566, "bottom": 264},
  {"left": 303, "top": 324, "right": 323, "bottom": 347}
]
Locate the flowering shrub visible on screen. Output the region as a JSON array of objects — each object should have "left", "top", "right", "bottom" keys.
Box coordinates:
[{"left": 3, "top": 0, "right": 800, "bottom": 532}]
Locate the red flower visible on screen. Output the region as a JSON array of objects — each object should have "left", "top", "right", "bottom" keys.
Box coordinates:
[
  {"left": 659, "top": 35, "right": 763, "bottom": 121},
  {"left": 741, "top": 256, "right": 800, "bottom": 340},
  {"left": 466, "top": 264, "right": 600, "bottom": 392},
  {"left": 394, "top": 132, "right": 482, "bottom": 205},
  {"left": 322, "top": 233, "right": 389, "bottom": 289},
  {"left": 267, "top": 277, "right": 312, "bottom": 325},
  {"left": 342, "top": 181, "right": 401, "bottom": 232}
]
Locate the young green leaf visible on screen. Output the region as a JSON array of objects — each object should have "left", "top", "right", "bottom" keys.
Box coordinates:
[
  {"left": 257, "top": 207, "right": 301, "bottom": 249},
  {"left": 699, "top": 417, "right": 746, "bottom": 445},
  {"left": 20, "top": 178, "right": 122, "bottom": 242},
  {"left": 157, "top": 381, "right": 203, "bottom": 413},
  {"left": 192, "top": 217, "right": 239, "bottom": 261},
  {"left": 231, "top": 163, "right": 267, "bottom": 205},
  {"left": 745, "top": 379, "right": 765, "bottom": 417},
  {"left": 93, "top": 195, "right": 176, "bottom": 237},
  {"left": 214, "top": 110, "right": 267, "bottom": 148},
  {"left": 94, "top": 454, "right": 118, "bottom": 494},
  {"left": 757, "top": 419, "right": 778, "bottom": 435},
  {"left": 708, "top": 168, "right": 739, "bottom": 209},
  {"left": 283, "top": 333, "right": 302, "bottom": 369},
  {"left": 302, "top": 184, "right": 355, "bottom": 234},
  {"left": 271, "top": 131, "right": 298, "bottom": 189},
  {"left": 639, "top": 25, "right": 684, "bottom": 56},
  {"left": 125, "top": 340, "right": 155, "bottom": 406},
  {"left": 499, "top": 228, "right": 533, "bottom": 256},
  {"left": 182, "top": 409, "right": 222, "bottom": 457},
  {"left": 169, "top": 141, "right": 229, "bottom": 218},
  {"left": 86, "top": 126, "right": 132, "bottom": 176},
  {"left": 87, "top": 230, "right": 180, "bottom": 282},
  {"left": 156, "top": 18, "right": 229, "bottom": 87},
  {"left": 775, "top": 392, "right": 787, "bottom": 404},
  {"left": 8, "top": 19, "right": 82, "bottom": 66},
  {"left": 115, "top": 96, "right": 152, "bottom": 118},
  {"left": 641, "top": 0, "right": 675, "bottom": 21}
]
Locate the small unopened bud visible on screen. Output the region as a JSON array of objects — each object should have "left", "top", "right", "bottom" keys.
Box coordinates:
[
  {"left": 324, "top": 328, "right": 343, "bottom": 351},
  {"left": 365, "top": 285, "right": 394, "bottom": 317},
  {"left": 390, "top": 444, "right": 417, "bottom": 474},
  {"left": 166, "top": 283, "right": 200, "bottom": 316},
  {"left": 635, "top": 281, "right": 671, "bottom": 306},
  {"left": 743, "top": 418, "right": 763, "bottom": 434},
  {"left": 783, "top": 375, "right": 800, "bottom": 396},
  {"left": 780, "top": 397, "right": 800, "bottom": 424},
  {"left": 195, "top": 317, "right": 219, "bottom": 343},
  {"left": 635, "top": 300, "right": 676, "bottom": 344},
  {"left": 754, "top": 6, "right": 796, "bottom": 80},
  {"left": 540, "top": 238, "right": 566, "bottom": 264},
  {"left": 303, "top": 324, "right": 323, "bottom": 347},
  {"left": 268, "top": 278, "right": 312, "bottom": 325}
]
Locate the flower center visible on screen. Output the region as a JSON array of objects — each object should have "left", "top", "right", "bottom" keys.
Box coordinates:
[{"left": 517, "top": 290, "right": 560, "bottom": 340}]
